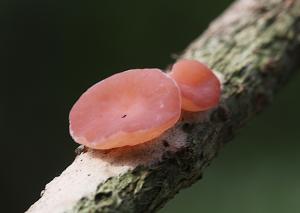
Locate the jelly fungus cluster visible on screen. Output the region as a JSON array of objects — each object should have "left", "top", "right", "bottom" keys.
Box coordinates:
[{"left": 69, "top": 60, "right": 221, "bottom": 150}]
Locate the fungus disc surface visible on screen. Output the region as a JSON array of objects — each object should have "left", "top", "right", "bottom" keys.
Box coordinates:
[
  {"left": 169, "top": 59, "right": 221, "bottom": 112},
  {"left": 69, "top": 69, "right": 181, "bottom": 149}
]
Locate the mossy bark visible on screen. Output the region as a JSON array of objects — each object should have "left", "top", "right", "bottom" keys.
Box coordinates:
[{"left": 27, "top": 0, "right": 300, "bottom": 212}]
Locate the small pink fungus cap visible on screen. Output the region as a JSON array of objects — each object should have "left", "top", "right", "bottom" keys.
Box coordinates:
[
  {"left": 69, "top": 69, "right": 181, "bottom": 149},
  {"left": 169, "top": 59, "right": 221, "bottom": 112}
]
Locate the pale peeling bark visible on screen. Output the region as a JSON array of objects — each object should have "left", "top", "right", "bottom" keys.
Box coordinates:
[{"left": 27, "top": 0, "right": 300, "bottom": 212}]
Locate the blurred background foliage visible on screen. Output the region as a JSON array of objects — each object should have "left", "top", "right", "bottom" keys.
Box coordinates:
[{"left": 2, "top": 0, "right": 300, "bottom": 212}]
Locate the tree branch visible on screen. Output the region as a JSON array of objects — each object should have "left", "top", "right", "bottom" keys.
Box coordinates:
[{"left": 27, "top": 0, "right": 300, "bottom": 212}]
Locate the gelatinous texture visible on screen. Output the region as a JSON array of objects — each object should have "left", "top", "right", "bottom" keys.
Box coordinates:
[
  {"left": 69, "top": 69, "right": 181, "bottom": 150},
  {"left": 169, "top": 59, "right": 221, "bottom": 112}
]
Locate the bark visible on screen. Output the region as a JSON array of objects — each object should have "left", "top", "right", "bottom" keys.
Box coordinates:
[{"left": 26, "top": 0, "right": 300, "bottom": 212}]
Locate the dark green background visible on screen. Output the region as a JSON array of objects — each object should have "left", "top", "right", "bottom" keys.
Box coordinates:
[{"left": 2, "top": 0, "right": 300, "bottom": 212}]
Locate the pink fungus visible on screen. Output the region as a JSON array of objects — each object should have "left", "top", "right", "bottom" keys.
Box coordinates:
[
  {"left": 69, "top": 69, "right": 181, "bottom": 150},
  {"left": 169, "top": 59, "right": 221, "bottom": 112}
]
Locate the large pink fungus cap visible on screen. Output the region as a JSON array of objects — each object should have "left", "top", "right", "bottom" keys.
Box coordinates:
[
  {"left": 69, "top": 69, "right": 181, "bottom": 150},
  {"left": 169, "top": 59, "right": 221, "bottom": 112}
]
